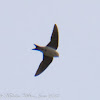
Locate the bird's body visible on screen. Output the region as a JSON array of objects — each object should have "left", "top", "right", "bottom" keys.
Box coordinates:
[
  {"left": 34, "top": 44, "right": 59, "bottom": 57},
  {"left": 32, "top": 24, "right": 59, "bottom": 76}
]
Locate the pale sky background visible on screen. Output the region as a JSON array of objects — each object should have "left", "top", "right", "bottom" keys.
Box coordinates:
[{"left": 0, "top": 0, "right": 100, "bottom": 100}]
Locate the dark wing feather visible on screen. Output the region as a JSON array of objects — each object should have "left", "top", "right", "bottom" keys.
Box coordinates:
[
  {"left": 35, "top": 55, "right": 53, "bottom": 76},
  {"left": 47, "top": 24, "right": 59, "bottom": 49}
]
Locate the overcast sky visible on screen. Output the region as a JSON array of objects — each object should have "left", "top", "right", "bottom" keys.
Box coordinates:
[{"left": 0, "top": 0, "right": 100, "bottom": 100}]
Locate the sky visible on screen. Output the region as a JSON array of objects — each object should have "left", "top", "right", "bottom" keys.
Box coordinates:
[{"left": 0, "top": 0, "right": 100, "bottom": 100}]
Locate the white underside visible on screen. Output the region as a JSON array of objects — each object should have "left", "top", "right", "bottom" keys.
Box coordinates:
[{"left": 41, "top": 46, "right": 59, "bottom": 57}]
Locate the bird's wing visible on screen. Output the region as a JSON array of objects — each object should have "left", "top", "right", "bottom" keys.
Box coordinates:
[
  {"left": 35, "top": 55, "right": 53, "bottom": 76},
  {"left": 47, "top": 24, "right": 59, "bottom": 49}
]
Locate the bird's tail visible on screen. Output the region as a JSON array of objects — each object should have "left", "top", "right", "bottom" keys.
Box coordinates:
[{"left": 32, "top": 44, "right": 40, "bottom": 50}]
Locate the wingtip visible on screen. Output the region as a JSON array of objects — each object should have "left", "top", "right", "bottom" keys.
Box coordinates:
[
  {"left": 34, "top": 71, "right": 41, "bottom": 76},
  {"left": 54, "top": 24, "right": 57, "bottom": 27},
  {"left": 34, "top": 73, "right": 40, "bottom": 77},
  {"left": 54, "top": 24, "right": 58, "bottom": 30},
  {"left": 34, "top": 74, "right": 37, "bottom": 77}
]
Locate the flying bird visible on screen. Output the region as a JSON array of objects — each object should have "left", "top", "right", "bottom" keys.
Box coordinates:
[{"left": 32, "top": 24, "right": 59, "bottom": 76}]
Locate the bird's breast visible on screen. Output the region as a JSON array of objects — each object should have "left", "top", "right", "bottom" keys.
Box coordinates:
[{"left": 41, "top": 46, "right": 59, "bottom": 57}]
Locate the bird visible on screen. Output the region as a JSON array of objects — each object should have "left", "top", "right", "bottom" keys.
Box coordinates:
[{"left": 32, "top": 24, "right": 59, "bottom": 76}]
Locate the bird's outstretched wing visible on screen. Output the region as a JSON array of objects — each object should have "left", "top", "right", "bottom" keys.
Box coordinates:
[
  {"left": 35, "top": 55, "right": 53, "bottom": 76},
  {"left": 47, "top": 24, "right": 59, "bottom": 49}
]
